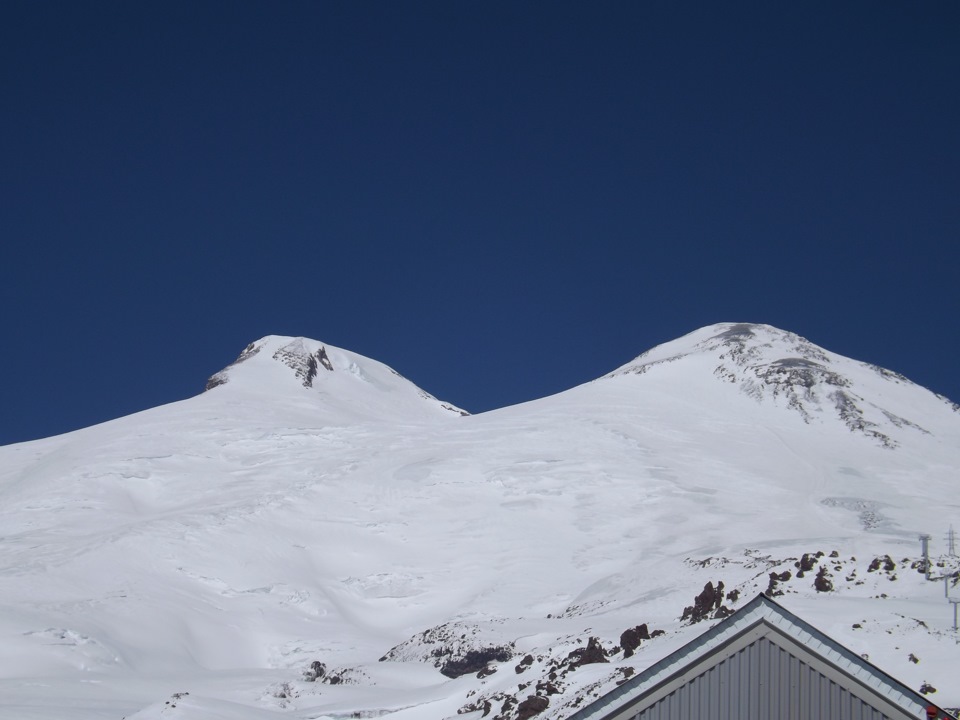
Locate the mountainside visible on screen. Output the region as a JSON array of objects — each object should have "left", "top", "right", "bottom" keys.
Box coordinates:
[{"left": 1, "top": 323, "right": 959, "bottom": 720}]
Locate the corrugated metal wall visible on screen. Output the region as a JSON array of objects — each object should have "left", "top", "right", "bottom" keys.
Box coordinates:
[{"left": 633, "top": 636, "right": 892, "bottom": 720}]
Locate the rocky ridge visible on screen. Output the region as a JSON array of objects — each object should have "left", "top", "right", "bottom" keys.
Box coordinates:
[
  {"left": 202, "top": 334, "right": 468, "bottom": 418},
  {"left": 605, "top": 323, "right": 952, "bottom": 447},
  {"left": 259, "top": 548, "right": 960, "bottom": 720}
]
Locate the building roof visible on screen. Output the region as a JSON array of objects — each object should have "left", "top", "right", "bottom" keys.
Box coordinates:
[{"left": 566, "top": 593, "right": 951, "bottom": 720}]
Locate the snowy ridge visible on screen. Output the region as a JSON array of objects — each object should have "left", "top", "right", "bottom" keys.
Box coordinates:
[
  {"left": 605, "top": 322, "right": 955, "bottom": 447},
  {"left": 204, "top": 335, "right": 468, "bottom": 420},
  {"left": 0, "top": 324, "right": 959, "bottom": 719}
]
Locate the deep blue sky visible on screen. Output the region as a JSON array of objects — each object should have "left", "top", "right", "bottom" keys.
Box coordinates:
[{"left": 2, "top": 2, "right": 958, "bottom": 445}]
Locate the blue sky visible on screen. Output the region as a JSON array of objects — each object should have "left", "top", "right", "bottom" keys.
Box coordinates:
[{"left": 1, "top": 2, "right": 958, "bottom": 445}]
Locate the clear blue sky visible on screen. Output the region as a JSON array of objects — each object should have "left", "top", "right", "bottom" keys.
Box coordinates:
[{"left": 2, "top": 2, "right": 958, "bottom": 445}]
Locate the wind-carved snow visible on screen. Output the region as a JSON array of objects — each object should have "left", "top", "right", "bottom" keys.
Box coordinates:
[
  {"left": 22, "top": 628, "right": 123, "bottom": 671},
  {"left": 819, "top": 497, "right": 896, "bottom": 532},
  {"left": 1, "top": 323, "right": 959, "bottom": 719},
  {"left": 342, "top": 573, "right": 426, "bottom": 600}
]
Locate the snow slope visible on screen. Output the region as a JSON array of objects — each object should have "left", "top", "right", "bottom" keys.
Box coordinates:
[{"left": 1, "top": 324, "right": 958, "bottom": 719}]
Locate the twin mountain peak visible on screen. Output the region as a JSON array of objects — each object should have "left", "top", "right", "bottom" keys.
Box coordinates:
[{"left": 201, "top": 323, "right": 958, "bottom": 448}]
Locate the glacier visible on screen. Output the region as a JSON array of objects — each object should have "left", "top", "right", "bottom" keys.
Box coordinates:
[{"left": 1, "top": 323, "right": 958, "bottom": 719}]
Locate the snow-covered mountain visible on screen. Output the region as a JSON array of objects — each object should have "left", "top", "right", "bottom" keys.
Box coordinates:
[
  {"left": 606, "top": 322, "right": 954, "bottom": 448},
  {"left": 1, "top": 323, "right": 959, "bottom": 720},
  {"left": 204, "top": 334, "right": 469, "bottom": 420}
]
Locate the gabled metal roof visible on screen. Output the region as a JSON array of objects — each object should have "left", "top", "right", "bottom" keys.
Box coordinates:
[{"left": 566, "top": 593, "right": 950, "bottom": 720}]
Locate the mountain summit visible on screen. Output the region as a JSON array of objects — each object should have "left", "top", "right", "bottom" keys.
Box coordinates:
[
  {"left": 603, "top": 322, "right": 958, "bottom": 448},
  {"left": 1, "top": 324, "right": 958, "bottom": 720},
  {"left": 204, "top": 334, "right": 468, "bottom": 420}
]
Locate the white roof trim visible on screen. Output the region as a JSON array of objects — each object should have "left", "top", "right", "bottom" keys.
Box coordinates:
[{"left": 567, "top": 593, "right": 939, "bottom": 720}]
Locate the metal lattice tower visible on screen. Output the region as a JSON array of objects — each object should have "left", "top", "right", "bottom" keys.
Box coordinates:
[{"left": 948, "top": 525, "right": 957, "bottom": 556}]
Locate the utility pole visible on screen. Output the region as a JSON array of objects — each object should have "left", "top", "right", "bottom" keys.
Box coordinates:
[{"left": 947, "top": 525, "right": 957, "bottom": 556}]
